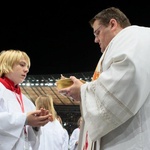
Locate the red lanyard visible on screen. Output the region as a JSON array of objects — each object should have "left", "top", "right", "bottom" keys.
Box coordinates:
[{"left": 15, "top": 92, "right": 24, "bottom": 112}]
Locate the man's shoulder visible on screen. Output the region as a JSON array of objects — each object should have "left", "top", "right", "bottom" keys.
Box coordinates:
[
  {"left": 124, "top": 25, "right": 150, "bottom": 32},
  {"left": 116, "top": 25, "right": 150, "bottom": 39}
]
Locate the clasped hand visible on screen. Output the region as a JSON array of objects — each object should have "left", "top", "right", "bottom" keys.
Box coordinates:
[{"left": 26, "top": 108, "right": 52, "bottom": 127}]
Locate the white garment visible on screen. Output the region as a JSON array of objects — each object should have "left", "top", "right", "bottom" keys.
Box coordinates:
[
  {"left": 38, "top": 119, "right": 69, "bottom": 150},
  {"left": 0, "top": 83, "right": 40, "bottom": 150},
  {"left": 78, "top": 25, "right": 150, "bottom": 150},
  {"left": 69, "top": 128, "right": 80, "bottom": 150},
  {"left": 63, "top": 128, "right": 69, "bottom": 149}
]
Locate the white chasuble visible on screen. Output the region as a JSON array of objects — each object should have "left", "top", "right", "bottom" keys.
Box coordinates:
[{"left": 78, "top": 26, "right": 150, "bottom": 150}]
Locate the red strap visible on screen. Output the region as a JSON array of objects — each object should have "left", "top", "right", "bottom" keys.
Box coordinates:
[
  {"left": 83, "top": 131, "right": 88, "bottom": 150},
  {"left": 15, "top": 92, "right": 24, "bottom": 112}
]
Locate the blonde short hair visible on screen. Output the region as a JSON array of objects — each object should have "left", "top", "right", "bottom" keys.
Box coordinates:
[{"left": 0, "top": 49, "right": 30, "bottom": 77}]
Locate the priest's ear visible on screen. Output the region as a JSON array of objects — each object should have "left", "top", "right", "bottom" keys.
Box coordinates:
[{"left": 109, "top": 18, "right": 118, "bottom": 31}]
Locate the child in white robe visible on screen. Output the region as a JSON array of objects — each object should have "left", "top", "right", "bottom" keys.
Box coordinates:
[
  {"left": 69, "top": 116, "right": 82, "bottom": 150},
  {"left": 35, "top": 94, "right": 69, "bottom": 150},
  {"left": 0, "top": 49, "right": 50, "bottom": 150}
]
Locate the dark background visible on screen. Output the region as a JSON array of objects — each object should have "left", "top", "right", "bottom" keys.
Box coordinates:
[{"left": 1, "top": 1, "right": 150, "bottom": 75}]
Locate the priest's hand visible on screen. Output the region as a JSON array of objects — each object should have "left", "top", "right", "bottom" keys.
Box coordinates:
[{"left": 58, "top": 76, "right": 83, "bottom": 101}]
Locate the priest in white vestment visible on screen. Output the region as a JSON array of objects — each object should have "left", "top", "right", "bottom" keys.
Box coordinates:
[{"left": 58, "top": 7, "right": 150, "bottom": 150}]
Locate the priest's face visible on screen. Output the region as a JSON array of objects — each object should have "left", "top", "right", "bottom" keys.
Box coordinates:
[{"left": 92, "top": 19, "right": 121, "bottom": 53}]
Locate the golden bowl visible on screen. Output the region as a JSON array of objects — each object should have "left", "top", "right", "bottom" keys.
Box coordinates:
[{"left": 56, "top": 78, "right": 85, "bottom": 90}]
